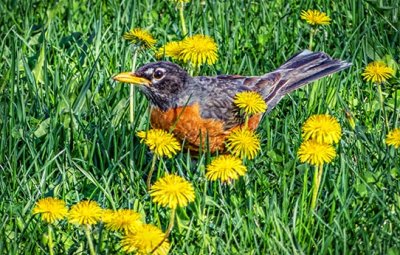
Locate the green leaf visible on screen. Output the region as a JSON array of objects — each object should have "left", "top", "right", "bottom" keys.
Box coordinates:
[
  {"left": 32, "top": 45, "right": 45, "bottom": 84},
  {"left": 354, "top": 182, "right": 368, "bottom": 197},
  {"left": 267, "top": 150, "right": 283, "bottom": 163},
  {"left": 34, "top": 118, "right": 50, "bottom": 138}
]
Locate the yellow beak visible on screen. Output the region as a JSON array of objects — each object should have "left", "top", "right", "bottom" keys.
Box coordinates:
[{"left": 113, "top": 72, "right": 151, "bottom": 85}]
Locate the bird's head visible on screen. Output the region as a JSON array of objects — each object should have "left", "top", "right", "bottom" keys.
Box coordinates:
[{"left": 113, "top": 61, "right": 191, "bottom": 110}]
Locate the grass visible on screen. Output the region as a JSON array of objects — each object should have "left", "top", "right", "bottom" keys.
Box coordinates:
[{"left": 1, "top": 0, "right": 399, "bottom": 254}]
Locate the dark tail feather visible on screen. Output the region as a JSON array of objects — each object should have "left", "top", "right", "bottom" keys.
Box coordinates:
[{"left": 262, "top": 50, "right": 351, "bottom": 111}]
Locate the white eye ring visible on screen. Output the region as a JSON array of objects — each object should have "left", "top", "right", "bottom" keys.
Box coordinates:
[{"left": 153, "top": 69, "right": 164, "bottom": 80}]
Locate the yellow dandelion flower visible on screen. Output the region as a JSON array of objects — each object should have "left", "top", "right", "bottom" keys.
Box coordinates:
[
  {"left": 123, "top": 28, "right": 156, "bottom": 49},
  {"left": 300, "top": 10, "right": 331, "bottom": 26},
  {"left": 206, "top": 155, "right": 247, "bottom": 182},
  {"left": 32, "top": 197, "right": 68, "bottom": 224},
  {"left": 121, "top": 224, "right": 170, "bottom": 255},
  {"left": 386, "top": 128, "right": 400, "bottom": 148},
  {"left": 101, "top": 209, "right": 114, "bottom": 222},
  {"left": 234, "top": 91, "right": 267, "bottom": 115},
  {"left": 362, "top": 61, "right": 394, "bottom": 83},
  {"left": 298, "top": 140, "right": 336, "bottom": 166},
  {"left": 156, "top": 41, "right": 183, "bottom": 59},
  {"left": 150, "top": 174, "right": 195, "bottom": 209},
  {"left": 102, "top": 209, "right": 143, "bottom": 234},
  {"left": 302, "top": 114, "right": 342, "bottom": 144},
  {"left": 68, "top": 200, "right": 103, "bottom": 226},
  {"left": 226, "top": 128, "right": 261, "bottom": 159},
  {"left": 179, "top": 34, "right": 218, "bottom": 67},
  {"left": 137, "top": 129, "right": 181, "bottom": 158}
]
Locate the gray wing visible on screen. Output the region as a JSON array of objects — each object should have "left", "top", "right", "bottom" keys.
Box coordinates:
[
  {"left": 191, "top": 75, "right": 250, "bottom": 130},
  {"left": 176, "top": 74, "right": 279, "bottom": 130}
]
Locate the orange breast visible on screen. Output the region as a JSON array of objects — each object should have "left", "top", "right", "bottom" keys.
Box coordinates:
[{"left": 150, "top": 104, "right": 261, "bottom": 152}]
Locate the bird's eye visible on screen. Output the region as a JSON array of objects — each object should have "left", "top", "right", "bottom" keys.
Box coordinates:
[{"left": 153, "top": 69, "right": 164, "bottom": 80}]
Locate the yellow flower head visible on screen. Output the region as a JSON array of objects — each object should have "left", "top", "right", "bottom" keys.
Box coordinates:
[
  {"left": 302, "top": 114, "right": 342, "bottom": 144},
  {"left": 150, "top": 174, "right": 195, "bottom": 209},
  {"left": 179, "top": 34, "right": 218, "bottom": 67},
  {"left": 300, "top": 10, "right": 331, "bottom": 26},
  {"left": 386, "top": 128, "right": 400, "bottom": 148},
  {"left": 156, "top": 41, "right": 183, "bottom": 59},
  {"left": 121, "top": 224, "right": 170, "bottom": 255},
  {"left": 101, "top": 209, "right": 114, "bottom": 222},
  {"left": 137, "top": 129, "right": 181, "bottom": 158},
  {"left": 362, "top": 61, "right": 394, "bottom": 83},
  {"left": 206, "top": 155, "right": 247, "bottom": 182},
  {"left": 123, "top": 28, "right": 156, "bottom": 49},
  {"left": 234, "top": 91, "right": 267, "bottom": 115},
  {"left": 32, "top": 197, "right": 68, "bottom": 224},
  {"left": 68, "top": 200, "right": 103, "bottom": 226},
  {"left": 226, "top": 128, "right": 261, "bottom": 159},
  {"left": 298, "top": 140, "right": 336, "bottom": 166},
  {"left": 102, "top": 209, "right": 143, "bottom": 234}
]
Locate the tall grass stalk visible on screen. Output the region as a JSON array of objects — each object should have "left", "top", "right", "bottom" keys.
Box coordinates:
[
  {"left": 130, "top": 50, "right": 138, "bottom": 127},
  {"left": 179, "top": 2, "right": 188, "bottom": 36}
]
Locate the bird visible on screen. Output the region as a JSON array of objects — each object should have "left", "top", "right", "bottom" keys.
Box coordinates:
[{"left": 114, "top": 50, "right": 350, "bottom": 153}]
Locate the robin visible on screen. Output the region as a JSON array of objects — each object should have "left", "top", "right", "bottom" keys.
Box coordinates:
[{"left": 114, "top": 50, "right": 350, "bottom": 152}]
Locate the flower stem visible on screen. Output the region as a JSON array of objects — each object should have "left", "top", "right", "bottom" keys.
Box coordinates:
[
  {"left": 194, "top": 65, "right": 201, "bottom": 76},
  {"left": 377, "top": 83, "right": 384, "bottom": 108},
  {"left": 151, "top": 208, "right": 176, "bottom": 254},
  {"left": 179, "top": 2, "right": 187, "bottom": 36},
  {"left": 311, "top": 164, "right": 324, "bottom": 210},
  {"left": 308, "top": 28, "right": 316, "bottom": 51},
  {"left": 147, "top": 156, "right": 158, "bottom": 191},
  {"left": 48, "top": 225, "right": 54, "bottom": 255},
  {"left": 244, "top": 115, "right": 249, "bottom": 129},
  {"left": 84, "top": 225, "right": 96, "bottom": 255},
  {"left": 130, "top": 50, "right": 138, "bottom": 127},
  {"left": 377, "top": 83, "right": 389, "bottom": 129}
]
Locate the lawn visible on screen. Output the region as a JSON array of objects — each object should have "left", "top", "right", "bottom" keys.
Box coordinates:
[{"left": 1, "top": 0, "right": 399, "bottom": 254}]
